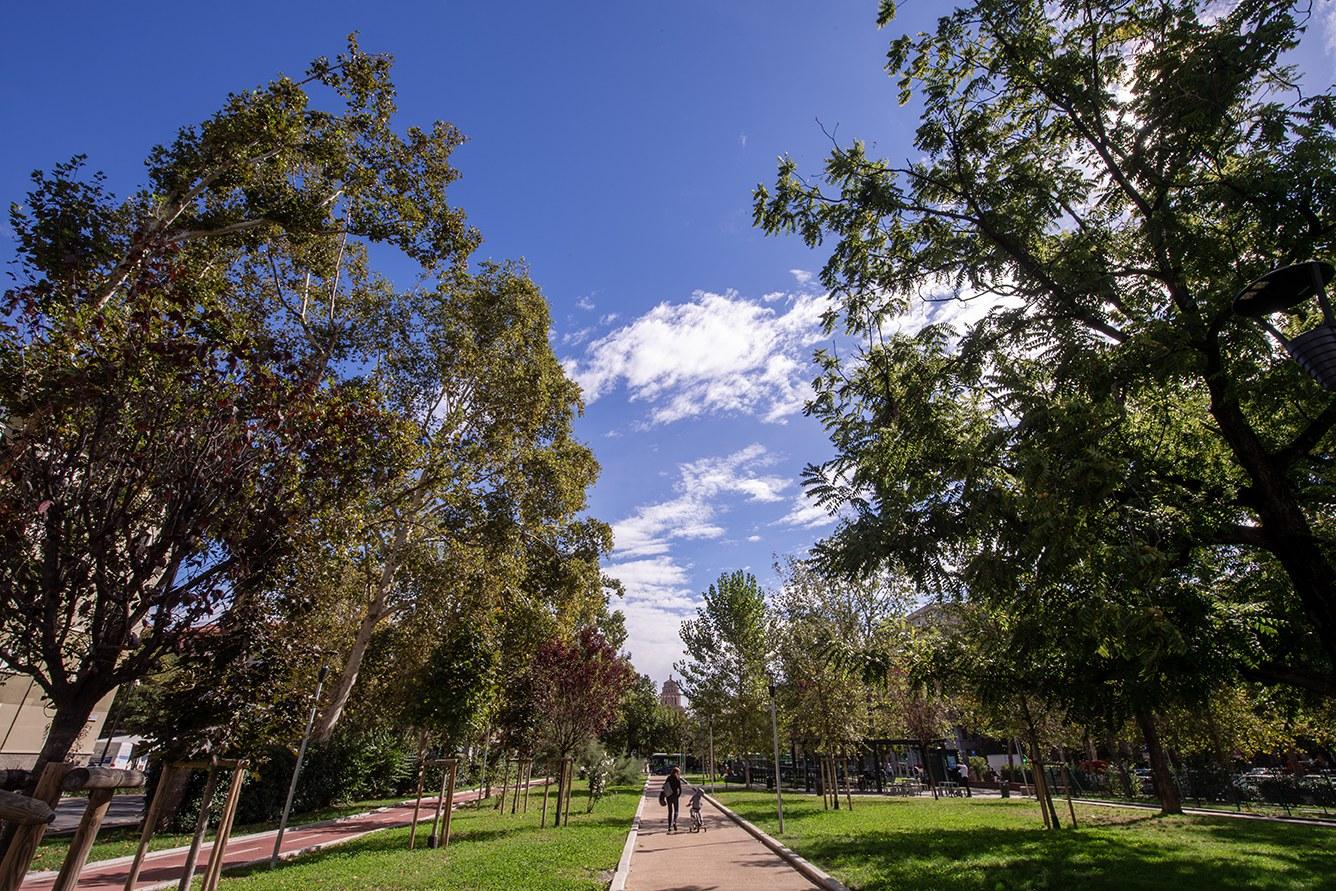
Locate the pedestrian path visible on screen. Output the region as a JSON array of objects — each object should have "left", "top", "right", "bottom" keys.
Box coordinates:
[
  {"left": 624, "top": 784, "right": 819, "bottom": 891},
  {"left": 22, "top": 785, "right": 501, "bottom": 891}
]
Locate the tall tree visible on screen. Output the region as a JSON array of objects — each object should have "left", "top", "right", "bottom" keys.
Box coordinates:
[
  {"left": 756, "top": 0, "right": 1336, "bottom": 692},
  {"left": 530, "top": 627, "right": 635, "bottom": 824},
  {"left": 676, "top": 570, "right": 772, "bottom": 786},
  {"left": 311, "top": 262, "right": 601, "bottom": 740},
  {"left": 0, "top": 37, "right": 472, "bottom": 783}
]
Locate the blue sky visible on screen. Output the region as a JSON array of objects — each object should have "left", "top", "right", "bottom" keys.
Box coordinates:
[{"left": 4, "top": 2, "right": 1334, "bottom": 687}]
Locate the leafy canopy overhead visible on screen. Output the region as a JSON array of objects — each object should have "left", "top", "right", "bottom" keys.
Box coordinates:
[{"left": 756, "top": 0, "right": 1336, "bottom": 690}]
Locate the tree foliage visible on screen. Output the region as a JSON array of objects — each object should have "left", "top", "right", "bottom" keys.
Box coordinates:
[
  {"left": 756, "top": 0, "right": 1336, "bottom": 698},
  {"left": 676, "top": 570, "right": 772, "bottom": 778}
]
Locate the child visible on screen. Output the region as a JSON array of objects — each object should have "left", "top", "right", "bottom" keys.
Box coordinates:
[{"left": 688, "top": 784, "right": 707, "bottom": 833}]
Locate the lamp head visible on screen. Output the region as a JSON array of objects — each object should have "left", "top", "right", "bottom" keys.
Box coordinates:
[{"left": 1233, "top": 261, "right": 1334, "bottom": 317}]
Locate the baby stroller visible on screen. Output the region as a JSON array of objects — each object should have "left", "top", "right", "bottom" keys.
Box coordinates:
[{"left": 688, "top": 787, "right": 707, "bottom": 833}]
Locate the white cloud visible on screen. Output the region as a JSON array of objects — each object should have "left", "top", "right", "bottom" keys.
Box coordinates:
[
  {"left": 1323, "top": 1, "right": 1336, "bottom": 55},
  {"left": 619, "top": 598, "right": 694, "bottom": 687},
  {"left": 599, "top": 313, "right": 619, "bottom": 326},
  {"left": 564, "top": 290, "right": 830, "bottom": 425},
  {"left": 562, "top": 326, "right": 594, "bottom": 346},
  {"left": 607, "top": 555, "right": 694, "bottom": 607},
  {"left": 747, "top": 534, "right": 762, "bottom": 543},
  {"left": 789, "top": 269, "right": 814, "bottom": 286},
  {"left": 611, "top": 444, "right": 790, "bottom": 558},
  {"left": 774, "top": 495, "right": 836, "bottom": 529},
  {"left": 576, "top": 296, "right": 596, "bottom": 311}
]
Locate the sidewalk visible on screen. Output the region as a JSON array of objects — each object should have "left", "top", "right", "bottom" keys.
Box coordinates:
[
  {"left": 22, "top": 785, "right": 500, "bottom": 891},
  {"left": 624, "top": 784, "right": 818, "bottom": 891}
]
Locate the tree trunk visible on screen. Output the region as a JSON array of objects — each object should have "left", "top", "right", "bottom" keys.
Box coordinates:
[
  {"left": 312, "top": 601, "right": 382, "bottom": 743},
  {"left": 313, "top": 522, "right": 409, "bottom": 742},
  {"left": 1134, "top": 707, "right": 1182, "bottom": 815},
  {"left": 1204, "top": 362, "right": 1336, "bottom": 674},
  {"left": 842, "top": 747, "right": 853, "bottom": 810},
  {"left": 918, "top": 741, "right": 937, "bottom": 800},
  {"left": 1019, "top": 699, "right": 1059, "bottom": 829},
  {"left": 25, "top": 700, "right": 95, "bottom": 796},
  {"left": 151, "top": 763, "right": 193, "bottom": 832}
]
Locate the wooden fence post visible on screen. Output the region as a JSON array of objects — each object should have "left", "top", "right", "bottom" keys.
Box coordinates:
[
  {"left": 427, "top": 758, "right": 457, "bottom": 849},
  {"left": 0, "top": 761, "right": 72, "bottom": 890},
  {"left": 563, "top": 758, "right": 574, "bottom": 826},
  {"left": 176, "top": 760, "right": 220, "bottom": 891},
  {"left": 51, "top": 787, "right": 114, "bottom": 891},
  {"left": 494, "top": 754, "right": 511, "bottom": 811},
  {"left": 521, "top": 761, "right": 532, "bottom": 813},
  {"left": 540, "top": 765, "right": 551, "bottom": 828},
  {"left": 408, "top": 758, "right": 428, "bottom": 851},
  {"left": 199, "top": 762, "right": 247, "bottom": 891},
  {"left": 439, "top": 759, "right": 458, "bottom": 851},
  {"left": 124, "top": 763, "right": 176, "bottom": 890}
]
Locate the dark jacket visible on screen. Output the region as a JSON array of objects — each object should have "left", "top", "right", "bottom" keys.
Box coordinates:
[{"left": 665, "top": 774, "right": 683, "bottom": 800}]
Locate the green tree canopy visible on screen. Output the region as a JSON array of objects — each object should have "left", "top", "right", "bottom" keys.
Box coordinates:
[{"left": 756, "top": 0, "right": 1336, "bottom": 694}]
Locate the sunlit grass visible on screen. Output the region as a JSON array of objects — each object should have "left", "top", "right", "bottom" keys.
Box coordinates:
[
  {"left": 715, "top": 789, "right": 1335, "bottom": 890},
  {"left": 215, "top": 786, "right": 638, "bottom": 890}
]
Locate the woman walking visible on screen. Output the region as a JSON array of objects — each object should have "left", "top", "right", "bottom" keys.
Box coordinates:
[{"left": 663, "top": 766, "right": 683, "bottom": 832}]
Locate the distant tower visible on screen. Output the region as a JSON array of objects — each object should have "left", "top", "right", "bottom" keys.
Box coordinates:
[{"left": 659, "top": 677, "right": 686, "bottom": 712}]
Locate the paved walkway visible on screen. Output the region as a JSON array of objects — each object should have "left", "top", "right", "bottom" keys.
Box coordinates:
[
  {"left": 624, "top": 785, "right": 818, "bottom": 891},
  {"left": 22, "top": 785, "right": 506, "bottom": 890},
  {"left": 51, "top": 796, "right": 146, "bottom": 834}
]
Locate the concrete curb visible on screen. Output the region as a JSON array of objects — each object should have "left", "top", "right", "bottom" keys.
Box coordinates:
[
  {"left": 702, "top": 793, "right": 849, "bottom": 891},
  {"left": 608, "top": 783, "right": 650, "bottom": 891}
]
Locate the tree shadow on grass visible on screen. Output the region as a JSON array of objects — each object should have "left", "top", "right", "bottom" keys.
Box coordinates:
[{"left": 795, "top": 823, "right": 1335, "bottom": 891}]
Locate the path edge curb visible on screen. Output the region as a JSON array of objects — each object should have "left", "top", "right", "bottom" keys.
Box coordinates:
[
  {"left": 703, "top": 792, "right": 849, "bottom": 891},
  {"left": 608, "top": 782, "right": 650, "bottom": 891}
]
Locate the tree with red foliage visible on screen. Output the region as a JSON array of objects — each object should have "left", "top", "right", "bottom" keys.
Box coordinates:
[{"left": 530, "top": 627, "right": 634, "bottom": 824}]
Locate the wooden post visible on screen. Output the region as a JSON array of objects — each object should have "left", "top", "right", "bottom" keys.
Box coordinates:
[
  {"left": 510, "top": 760, "right": 522, "bottom": 814},
  {"left": 495, "top": 754, "right": 511, "bottom": 811},
  {"left": 408, "top": 757, "right": 428, "bottom": 851},
  {"left": 51, "top": 787, "right": 115, "bottom": 891},
  {"left": 439, "top": 759, "right": 458, "bottom": 850},
  {"left": 0, "top": 789, "right": 54, "bottom": 826},
  {"left": 427, "top": 758, "right": 457, "bottom": 848},
  {"left": 125, "top": 763, "right": 176, "bottom": 891},
  {"left": 540, "top": 765, "right": 551, "bottom": 828},
  {"left": 0, "top": 761, "right": 72, "bottom": 890},
  {"left": 842, "top": 747, "right": 854, "bottom": 810},
  {"left": 521, "top": 761, "right": 532, "bottom": 813},
  {"left": 200, "top": 763, "right": 248, "bottom": 891},
  {"left": 563, "top": 758, "right": 574, "bottom": 826},
  {"left": 177, "top": 762, "right": 220, "bottom": 891}
]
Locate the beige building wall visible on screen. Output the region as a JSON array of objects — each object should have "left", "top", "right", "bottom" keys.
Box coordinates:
[{"left": 0, "top": 674, "right": 116, "bottom": 769}]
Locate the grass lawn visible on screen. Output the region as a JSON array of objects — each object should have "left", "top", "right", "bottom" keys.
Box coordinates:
[
  {"left": 29, "top": 797, "right": 411, "bottom": 874},
  {"left": 715, "top": 790, "right": 1336, "bottom": 891},
  {"left": 213, "top": 785, "right": 639, "bottom": 890}
]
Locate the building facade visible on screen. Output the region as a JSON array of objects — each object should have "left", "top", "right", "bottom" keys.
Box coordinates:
[{"left": 0, "top": 673, "right": 115, "bottom": 769}]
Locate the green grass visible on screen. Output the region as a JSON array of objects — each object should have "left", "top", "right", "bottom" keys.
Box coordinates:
[
  {"left": 213, "top": 786, "right": 639, "bottom": 890},
  {"left": 715, "top": 790, "right": 1336, "bottom": 891},
  {"left": 29, "top": 797, "right": 410, "bottom": 874}
]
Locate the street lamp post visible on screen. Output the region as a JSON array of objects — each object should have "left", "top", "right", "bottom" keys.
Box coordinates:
[
  {"left": 767, "top": 680, "right": 785, "bottom": 835},
  {"left": 708, "top": 719, "right": 715, "bottom": 795},
  {"left": 1233, "top": 261, "right": 1336, "bottom": 387},
  {"left": 271, "top": 665, "right": 328, "bottom": 868}
]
